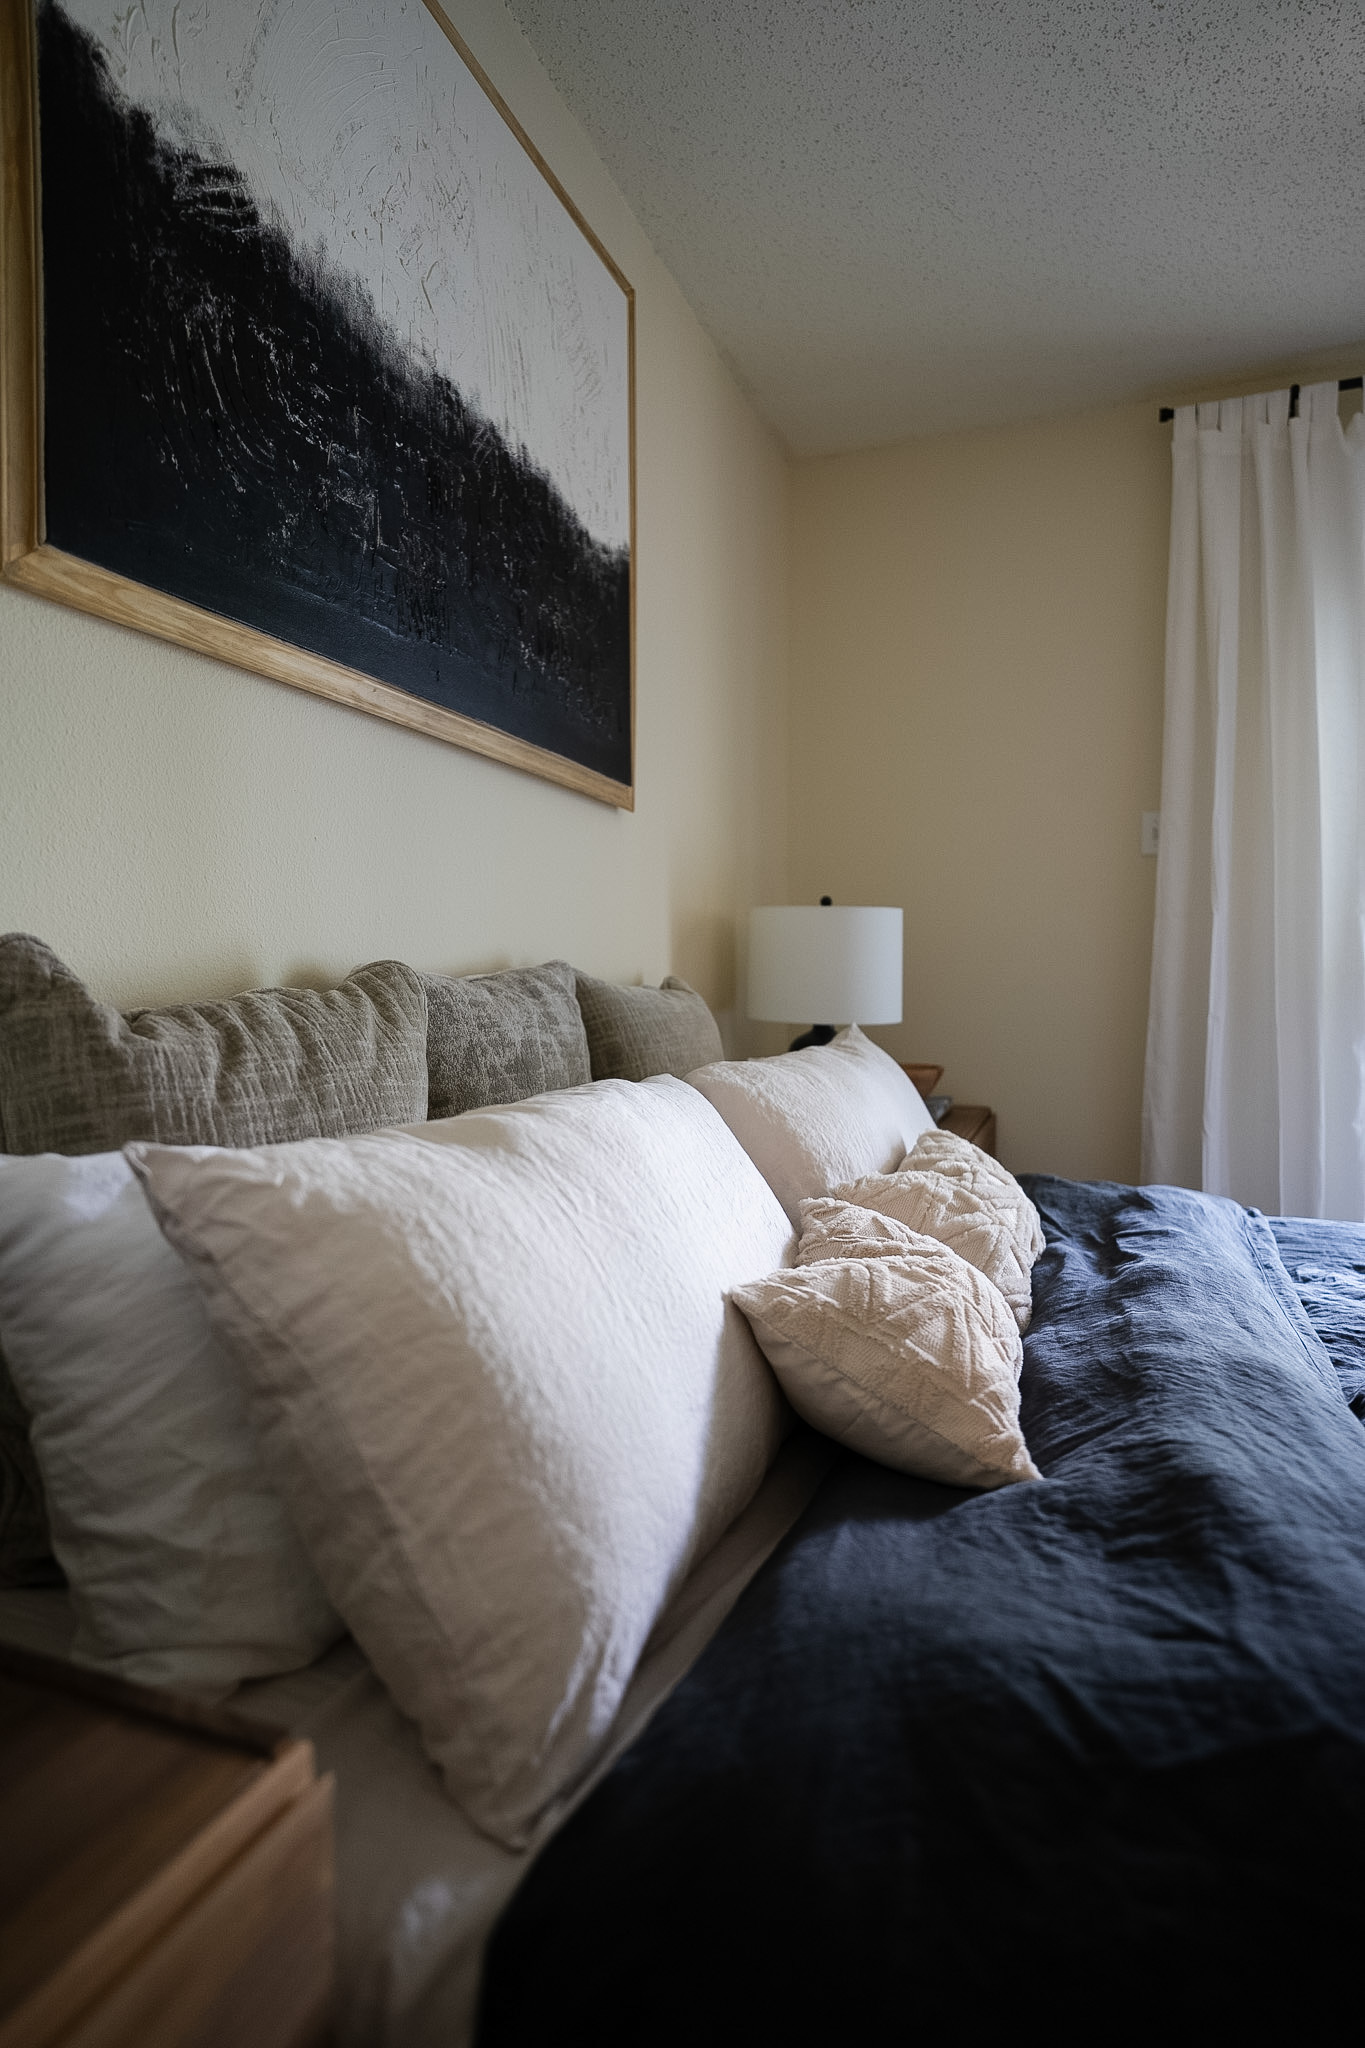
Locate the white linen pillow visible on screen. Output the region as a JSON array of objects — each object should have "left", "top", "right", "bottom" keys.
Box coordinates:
[
  {"left": 903, "top": 1128, "right": 1047, "bottom": 1264},
  {"left": 0, "top": 1151, "right": 340, "bottom": 1692},
  {"left": 129, "top": 1076, "right": 793, "bottom": 1849},
  {"left": 732, "top": 1247, "right": 1039, "bottom": 1490},
  {"left": 828, "top": 1165, "right": 1038, "bottom": 1332},
  {"left": 686, "top": 1026, "right": 935, "bottom": 1225}
]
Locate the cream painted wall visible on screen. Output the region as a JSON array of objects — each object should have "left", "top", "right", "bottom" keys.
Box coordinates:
[
  {"left": 0, "top": 0, "right": 789, "bottom": 1038},
  {"left": 789, "top": 402, "right": 1171, "bottom": 1181}
]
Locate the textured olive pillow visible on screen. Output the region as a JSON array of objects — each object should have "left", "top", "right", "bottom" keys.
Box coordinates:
[
  {"left": 575, "top": 972, "right": 724, "bottom": 1082},
  {"left": 423, "top": 960, "right": 591, "bottom": 1118},
  {"left": 0, "top": 934, "right": 429, "bottom": 1156},
  {"left": 0, "top": 932, "right": 429, "bottom": 1585}
]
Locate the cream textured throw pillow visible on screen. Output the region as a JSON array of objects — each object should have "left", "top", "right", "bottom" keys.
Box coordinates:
[
  {"left": 0, "top": 1152, "right": 339, "bottom": 1692},
  {"left": 687, "top": 1026, "right": 935, "bottom": 1225},
  {"left": 797, "top": 1196, "right": 927, "bottom": 1264},
  {"left": 830, "top": 1160, "right": 1041, "bottom": 1331},
  {"left": 732, "top": 1246, "right": 1038, "bottom": 1490},
  {"left": 129, "top": 1076, "right": 793, "bottom": 1849},
  {"left": 903, "top": 1127, "right": 1047, "bottom": 1264}
]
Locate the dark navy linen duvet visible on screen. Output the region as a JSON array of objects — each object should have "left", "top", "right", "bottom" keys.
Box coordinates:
[{"left": 479, "top": 1179, "right": 1365, "bottom": 2040}]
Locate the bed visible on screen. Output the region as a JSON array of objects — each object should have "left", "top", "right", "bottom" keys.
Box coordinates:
[
  {"left": 3, "top": 935, "right": 1365, "bottom": 2044},
  {"left": 480, "top": 1184, "right": 1365, "bottom": 2039}
]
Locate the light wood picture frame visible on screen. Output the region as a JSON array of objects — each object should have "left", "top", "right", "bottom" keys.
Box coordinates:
[{"left": 1, "top": 0, "right": 635, "bottom": 808}]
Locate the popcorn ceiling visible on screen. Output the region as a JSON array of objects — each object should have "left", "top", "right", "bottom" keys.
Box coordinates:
[{"left": 505, "top": 0, "right": 1365, "bottom": 451}]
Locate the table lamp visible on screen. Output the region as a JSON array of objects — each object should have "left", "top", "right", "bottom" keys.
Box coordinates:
[{"left": 748, "top": 899, "right": 903, "bottom": 1050}]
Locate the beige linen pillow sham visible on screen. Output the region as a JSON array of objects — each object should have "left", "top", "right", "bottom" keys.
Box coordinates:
[
  {"left": 130, "top": 1075, "right": 793, "bottom": 1849},
  {"left": 686, "top": 1026, "right": 935, "bottom": 1225},
  {"left": 0, "top": 1151, "right": 340, "bottom": 1692},
  {"left": 732, "top": 1244, "right": 1038, "bottom": 1491}
]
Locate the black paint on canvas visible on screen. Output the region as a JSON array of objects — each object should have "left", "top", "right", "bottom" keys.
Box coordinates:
[{"left": 37, "top": 2, "right": 631, "bottom": 785}]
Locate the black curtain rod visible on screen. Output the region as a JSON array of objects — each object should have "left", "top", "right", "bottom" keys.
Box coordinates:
[{"left": 1159, "top": 376, "right": 1362, "bottom": 423}]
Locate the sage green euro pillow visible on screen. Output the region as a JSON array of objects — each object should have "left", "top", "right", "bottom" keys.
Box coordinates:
[
  {"left": 422, "top": 960, "right": 591, "bottom": 1118},
  {"left": 575, "top": 971, "right": 724, "bottom": 1082}
]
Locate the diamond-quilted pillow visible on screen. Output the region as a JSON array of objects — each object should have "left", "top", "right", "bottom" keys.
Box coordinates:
[
  {"left": 796, "top": 1196, "right": 924, "bottom": 1264},
  {"left": 731, "top": 1247, "right": 1038, "bottom": 1490},
  {"left": 901, "top": 1128, "right": 1046, "bottom": 1265},
  {"left": 829, "top": 1164, "right": 1038, "bottom": 1331}
]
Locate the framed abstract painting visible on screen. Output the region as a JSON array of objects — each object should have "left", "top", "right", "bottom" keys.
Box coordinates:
[{"left": 1, "top": 0, "right": 635, "bottom": 805}]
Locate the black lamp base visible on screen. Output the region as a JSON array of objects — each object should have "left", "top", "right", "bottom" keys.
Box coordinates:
[{"left": 788, "top": 1024, "right": 837, "bottom": 1051}]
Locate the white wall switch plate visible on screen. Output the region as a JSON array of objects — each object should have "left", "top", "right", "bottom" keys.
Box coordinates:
[{"left": 1141, "top": 811, "right": 1160, "bottom": 857}]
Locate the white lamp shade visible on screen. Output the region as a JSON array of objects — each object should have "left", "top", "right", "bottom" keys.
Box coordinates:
[{"left": 748, "top": 906, "right": 903, "bottom": 1025}]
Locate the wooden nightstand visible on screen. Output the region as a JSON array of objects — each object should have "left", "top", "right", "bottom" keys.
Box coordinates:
[
  {"left": 900, "top": 1064, "right": 943, "bottom": 1099},
  {"left": 939, "top": 1102, "right": 997, "bottom": 1157},
  {"left": 0, "top": 1644, "right": 333, "bottom": 2048},
  {"left": 901, "top": 1066, "right": 997, "bottom": 1159}
]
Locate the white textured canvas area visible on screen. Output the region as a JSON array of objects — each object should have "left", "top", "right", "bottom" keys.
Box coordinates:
[
  {"left": 63, "top": 0, "right": 629, "bottom": 548},
  {"left": 130, "top": 1076, "right": 793, "bottom": 1847},
  {"left": 687, "top": 1026, "right": 934, "bottom": 1225},
  {"left": 832, "top": 1158, "right": 1042, "bottom": 1333},
  {"left": 0, "top": 1152, "right": 339, "bottom": 1691},
  {"left": 733, "top": 1246, "right": 1037, "bottom": 1491}
]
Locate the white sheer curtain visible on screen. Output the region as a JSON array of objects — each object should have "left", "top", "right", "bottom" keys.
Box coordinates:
[{"left": 1142, "top": 382, "right": 1365, "bottom": 1219}]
